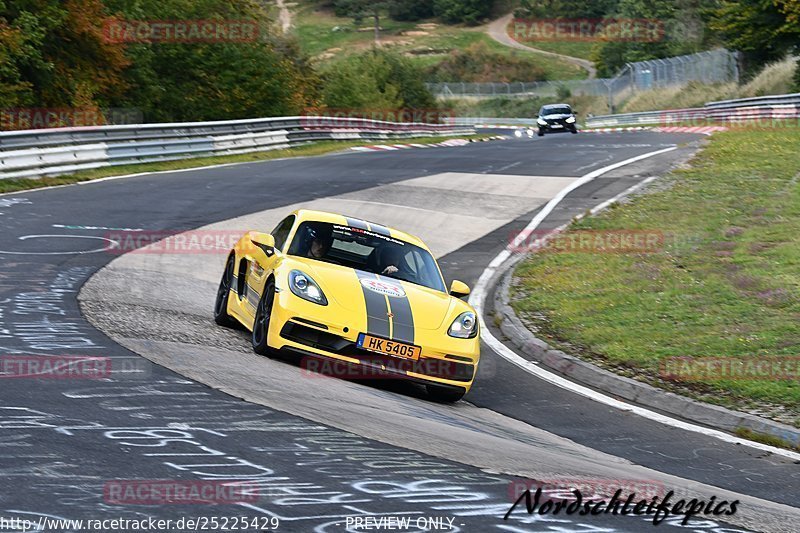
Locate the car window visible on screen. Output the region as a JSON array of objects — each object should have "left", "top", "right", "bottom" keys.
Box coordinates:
[
  {"left": 542, "top": 106, "right": 572, "bottom": 116},
  {"left": 287, "top": 221, "right": 446, "bottom": 292},
  {"left": 270, "top": 215, "right": 295, "bottom": 252}
]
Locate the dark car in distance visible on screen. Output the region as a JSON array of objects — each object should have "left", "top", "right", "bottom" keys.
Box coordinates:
[{"left": 536, "top": 104, "right": 578, "bottom": 136}]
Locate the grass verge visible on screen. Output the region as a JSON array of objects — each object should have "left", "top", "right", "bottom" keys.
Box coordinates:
[
  {"left": 619, "top": 57, "right": 798, "bottom": 113},
  {"left": 0, "top": 135, "right": 487, "bottom": 195},
  {"left": 445, "top": 94, "right": 607, "bottom": 121},
  {"left": 511, "top": 127, "right": 800, "bottom": 428},
  {"left": 734, "top": 427, "right": 799, "bottom": 451}
]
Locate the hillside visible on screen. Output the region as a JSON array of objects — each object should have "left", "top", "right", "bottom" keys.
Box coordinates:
[{"left": 291, "top": 1, "right": 587, "bottom": 81}]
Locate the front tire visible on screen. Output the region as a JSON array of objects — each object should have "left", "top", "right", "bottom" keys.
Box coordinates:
[
  {"left": 214, "top": 255, "right": 238, "bottom": 328},
  {"left": 252, "top": 279, "right": 277, "bottom": 356},
  {"left": 426, "top": 384, "right": 465, "bottom": 403},
  {"left": 537, "top": 130, "right": 545, "bottom": 137}
]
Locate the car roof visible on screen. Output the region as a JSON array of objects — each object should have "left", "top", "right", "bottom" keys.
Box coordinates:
[{"left": 289, "top": 209, "right": 429, "bottom": 250}]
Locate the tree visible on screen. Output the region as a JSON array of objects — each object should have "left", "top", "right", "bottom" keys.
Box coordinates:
[
  {"left": 0, "top": 0, "right": 129, "bottom": 109},
  {"left": 587, "top": 0, "right": 717, "bottom": 76},
  {"left": 0, "top": 3, "right": 34, "bottom": 108},
  {"left": 711, "top": 0, "right": 800, "bottom": 69},
  {"left": 389, "top": 0, "right": 434, "bottom": 21},
  {"left": 775, "top": 0, "right": 800, "bottom": 88},
  {"left": 322, "top": 49, "right": 436, "bottom": 111},
  {"left": 334, "top": 0, "right": 389, "bottom": 44},
  {"left": 433, "top": 0, "right": 495, "bottom": 25},
  {"left": 516, "top": 0, "right": 618, "bottom": 19},
  {"left": 102, "top": 0, "right": 320, "bottom": 121}
]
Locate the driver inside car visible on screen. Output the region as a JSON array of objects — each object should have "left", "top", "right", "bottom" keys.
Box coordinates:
[
  {"left": 379, "top": 245, "right": 410, "bottom": 277},
  {"left": 305, "top": 225, "right": 334, "bottom": 261}
]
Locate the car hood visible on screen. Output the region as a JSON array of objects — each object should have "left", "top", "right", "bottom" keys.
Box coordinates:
[{"left": 296, "top": 260, "right": 455, "bottom": 332}]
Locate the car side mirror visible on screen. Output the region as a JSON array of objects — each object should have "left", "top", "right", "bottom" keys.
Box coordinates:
[
  {"left": 449, "top": 280, "right": 471, "bottom": 298},
  {"left": 249, "top": 232, "right": 276, "bottom": 256}
]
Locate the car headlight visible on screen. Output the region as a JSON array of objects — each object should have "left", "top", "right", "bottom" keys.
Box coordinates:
[
  {"left": 566, "top": 116, "right": 576, "bottom": 123},
  {"left": 448, "top": 312, "right": 478, "bottom": 339},
  {"left": 537, "top": 118, "right": 547, "bottom": 126},
  {"left": 289, "top": 270, "right": 328, "bottom": 305}
]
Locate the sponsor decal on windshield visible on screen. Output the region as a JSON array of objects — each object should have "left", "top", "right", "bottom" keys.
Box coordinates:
[{"left": 333, "top": 224, "right": 404, "bottom": 245}]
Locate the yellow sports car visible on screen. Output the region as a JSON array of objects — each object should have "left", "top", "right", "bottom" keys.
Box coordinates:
[{"left": 213, "top": 209, "right": 480, "bottom": 402}]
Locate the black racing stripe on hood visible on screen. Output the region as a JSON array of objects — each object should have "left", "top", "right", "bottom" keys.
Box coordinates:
[
  {"left": 386, "top": 287, "right": 414, "bottom": 344},
  {"left": 355, "top": 270, "right": 390, "bottom": 338},
  {"left": 346, "top": 217, "right": 368, "bottom": 230},
  {"left": 367, "top": 222, "right": 391, "bottom": 237}
]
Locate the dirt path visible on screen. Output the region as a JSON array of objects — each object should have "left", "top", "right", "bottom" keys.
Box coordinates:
[
  {"left": 486, "top": 13, "right": 597, "bottom": 79},
  {"left": 275, "top": 0, "right": 292, "bottom": 34}
]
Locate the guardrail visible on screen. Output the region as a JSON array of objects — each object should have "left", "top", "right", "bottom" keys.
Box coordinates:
[
  {"left": 0, "top": 116, "right": 475, "bottom": 180},
  {"left": 452, "top": 117, "right": 539, "bottom": 127},
  {"left": 585, "top": 92, "right": 800, "bottom": 128}
]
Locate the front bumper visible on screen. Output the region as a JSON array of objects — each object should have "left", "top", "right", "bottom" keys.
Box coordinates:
[
  {"left": 540, "top": 121, "right": 576, "bottom": 133},
  {"left": 267, "top": 293, "right": 479, "bottom": 391}
]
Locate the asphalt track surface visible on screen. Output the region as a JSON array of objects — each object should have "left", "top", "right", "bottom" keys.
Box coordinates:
[{"left": 1, "top": 132, "right": 798, "bottom": 532}]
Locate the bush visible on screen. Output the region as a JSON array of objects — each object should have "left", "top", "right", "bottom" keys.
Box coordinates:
[
  {"left": 425, "top": 42, "right": 547, "bottom": 82},
  {"left": 322, "top": 49, "right": 436, "bottom": 110},
  {"left": 795, "top": 58, "right": 800, "bottom": 92},
  {"left": 433, "top": 0, "right": 494, "bottom": 25},
  {"left": 389, "top": 0, "right": 434, "bottom": 21}
]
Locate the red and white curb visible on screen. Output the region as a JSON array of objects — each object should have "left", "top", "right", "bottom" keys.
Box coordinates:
[
  {"left": 350, "top": 136, "right": 506, "bottom": 152},
  {"left": 653, "top": 126, "right": 728, "bottom": 134},
  {"left": 583, "top": 126, "right": 727, "bottom": 135}
]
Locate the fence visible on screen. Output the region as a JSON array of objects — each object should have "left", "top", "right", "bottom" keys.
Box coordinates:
[
  {"left": 627, "top": 49, "right": 739, "bottom": 90},
  {"left": 0, "top": 116, "right": 474, "bottom": 180},
  {"left": 584, "top": 92, "right": 800, "bottom": 128},
  {"left": 427, "top": 49, "right": 740, "bottom": 112}
]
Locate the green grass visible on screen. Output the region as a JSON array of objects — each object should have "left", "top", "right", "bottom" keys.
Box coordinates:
[
  {"left": 294, "top": 2, "right": 417, "bottom": 58},
  {"left": 511, "top": 128, "right": 800, "bottom": 425},
  {"left": 734, "top": 427, "right": 799, "bottom": 451},
  {"left": 0, "top": 135, "right": 487, "bottom": 195},
  {"left": 619, "top": 57, "right": 798, "bottom": 113},
  {"left": 293, "top": 2, "right": 586, "bottom": 81},
  {"left": 447, "top": 94, "right": 608, "bottom": 120},
  {"left": 513, "top": 40, "right": 595, "bottom": 60},
  {"left": 476, "top": 33, "right": 586, "bottom": 80}
]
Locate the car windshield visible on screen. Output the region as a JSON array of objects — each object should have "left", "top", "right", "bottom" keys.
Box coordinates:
[
  {"left": 542, "top": 106, "right": 572, "bottom": 116},
  {"left": 287, "top": 221, "right": 446, "bottom": 292}
]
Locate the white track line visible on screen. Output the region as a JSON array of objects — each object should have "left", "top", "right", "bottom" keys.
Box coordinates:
[{"left": 469, "top": 147, "right": 800, "bottom": 461}]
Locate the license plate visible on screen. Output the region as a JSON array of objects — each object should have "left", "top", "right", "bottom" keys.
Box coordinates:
[
  {"left": 357, "top": 334, "right": 421, "bottom": 360},
  {"left": 551, "top": 124, "right": 563, "bottom": 128}
]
